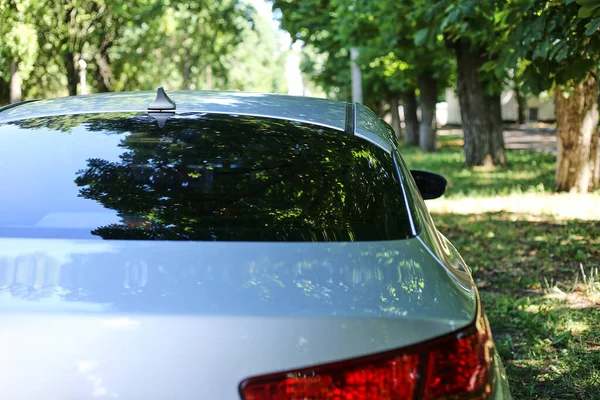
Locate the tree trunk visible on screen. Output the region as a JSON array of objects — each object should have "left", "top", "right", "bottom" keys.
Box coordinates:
[
  {"left": 455, "top": 39, "right": 505, "bottom": 166},
  {"left": 418, "top": 73, "right": 437, "bottom": 152},
  {"left": 515, "top": 85, "right": 526, "bottom": 125},
  {"left": 205, "top": 65, "right": 213, "bottom": 90},
  {"left": 402, "top": 89, "right": 419, "bottom": 146},
  {"left": 554, "top": 75, "right": 600, "bottom": 193},
  {"left": 95, "top": 35, "right": 113, "bottom": 92},
  {"left": 376, "top": 100, "right": 387, "bottom": 118},
  {"left": 63, "top": 51, "right": 78, "bottom": 96},
  {"left": 9, "top": 60, "right": 22, "bottom": 103},
  {"left": 350, "top": 47, "right": 363, "bottom": 104},
  {"left": 78, "top": 60, "right": 88, "bottom": 95},
  {"left": 389, "top": 95, "right": 402, "bottom": 139},
  {"left": 488, "top": 93, "right": 505, "bottom": 163},
  {"left": 0, "top": 77, "right": 9, "bottom": 105},
  {"left": 183, "top": 61, "right": 192, "bottom": 90}
]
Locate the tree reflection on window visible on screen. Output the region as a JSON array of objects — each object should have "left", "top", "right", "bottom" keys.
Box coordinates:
[{"left": 72, "top": 114, "right": 412, "bottom": 241}]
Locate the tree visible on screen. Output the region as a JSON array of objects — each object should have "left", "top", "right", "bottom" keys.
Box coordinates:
[
  {"left": 89, "top": 0, "right": 165, "bottom": 92},
  {"left": 514, "top": 83, "right": 526, "bottom": 125},
  {"left": 220, "top": 9, "right": 288, "bottom": 93},
  {"left": 576, "top": 0, "right": 600, "bottom": 35},
  {"left": 414, "top": 0, "right": 506, "bottom": 165},
  {"left": 371, "top": 0, "right": 454, "bottom": 152},
  {"left": 106, "top": 0, "right": 260, "bottom": 92},
  {"left": 274, "top": 0, "right": 455, "bottom": 152},
  {"left": 0, "top": 0, "right": 38, "bottom": 103},
  {"left": 160, "top": 1, "right": 251, "bottom": 90},
  {"left": 0, "top": 0, "right": 284, "bottom": 98},
  {"left": 402, "top": 90, "right": 419, "bottom": 146},
  {"left": 31, "top": 0, "right": 167, "bottom": 95},
  {"left": 273, "top": 0, "right": 354, "bottom": 100},
  {"left": 361, "top": 50, "right": 420, "bottom": 146},
  {"left": 501, "top": 0, "right": 600, "bottom": 192},
  {"left": 33, "top": 0, "right": 99, "bottom": 95}
]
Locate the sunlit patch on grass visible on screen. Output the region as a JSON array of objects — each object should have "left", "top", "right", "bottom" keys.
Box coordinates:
[{"left": 426, "top": 193, "right": 600, "bottom": 221}]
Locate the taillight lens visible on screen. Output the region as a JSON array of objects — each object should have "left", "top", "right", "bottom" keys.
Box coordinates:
[
  {"left": 240, "top": 304, "right": 494, "bottom": 400},
  {"left": 423, "top": 311, "right": 494, "bottom": 400},
  {"left": 242, "top": 354, "right": 419, "bottom": 400}
]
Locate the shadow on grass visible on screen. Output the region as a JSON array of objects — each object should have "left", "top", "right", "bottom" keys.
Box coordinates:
[
  {"left": 432, "top": 211, "right": 600, "bottom": 399},
  {"left": 400, "top": 136, "right": 556, "bottom": 198}
]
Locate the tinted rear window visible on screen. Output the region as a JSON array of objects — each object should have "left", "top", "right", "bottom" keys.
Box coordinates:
[{"left": 0, "top": 113, "right": 412, "bottom": 241}]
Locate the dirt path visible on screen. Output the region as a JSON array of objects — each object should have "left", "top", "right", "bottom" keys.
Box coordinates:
[{"left": 440, "top": 126, "right": 557, "bottom": 153}]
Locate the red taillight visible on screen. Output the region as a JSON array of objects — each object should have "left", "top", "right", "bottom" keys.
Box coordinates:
[
  {"left": 240, "top": 305, "right": 494, "bottom": 400},
  {"left": 423, "top": 312, "right": 493, "bottom": 400},
  {"left": 242, "top": 354, "right": 419, "bottom": 400}
]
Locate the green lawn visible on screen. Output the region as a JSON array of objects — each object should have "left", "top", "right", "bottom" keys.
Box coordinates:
[
  {"left": 401, "top": 137, "right": 600, "bottom": 400},
  {"left": 400, "top": 135, "right": 556, "bottom": 198}
]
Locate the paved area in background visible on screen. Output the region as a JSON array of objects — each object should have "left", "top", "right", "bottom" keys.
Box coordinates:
[{"left": 440, "top": 126, "right": 557, "bottom": 153}]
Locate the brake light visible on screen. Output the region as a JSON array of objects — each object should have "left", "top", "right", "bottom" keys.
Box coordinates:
[
  {"left": 240, "top": 305, "right": 494, "bottom": 400},
  {"left": 242, "top": 354, "right": 419, "bottom": 400},
  {"left": 423, "top": 311, "right": 493, "bottom": 400}
]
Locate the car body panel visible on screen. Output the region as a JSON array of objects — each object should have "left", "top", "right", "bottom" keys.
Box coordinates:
[
  {"left": 491, "top": 353, "right": 512, "bottom": 400},
  {"left": 0, "top": 91, "right": 348, "bottom": 132},
  {"left": 354, "top": 103, "right": 396, "bottom": 151},
  {"left": 0, "top": 237, "right": 474, "bottom": 399},
  {"left": 0, "top": 91, "right": 399, "bottom": 155}
]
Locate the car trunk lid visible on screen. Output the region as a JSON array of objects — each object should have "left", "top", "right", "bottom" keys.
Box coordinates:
[{"left": 0, "top": 237, "right": 475, "bottom": 399}]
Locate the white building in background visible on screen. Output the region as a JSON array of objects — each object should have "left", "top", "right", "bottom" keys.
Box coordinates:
[{"left": 443, "top": 88, "right": 555, "bottom": 125}]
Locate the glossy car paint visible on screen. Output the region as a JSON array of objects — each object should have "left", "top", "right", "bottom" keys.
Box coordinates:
[
  {"left": 0, "top": 238, "right": 474, "bottom": 399},
  {"left": 0, "top": 92, "right": 398, "bottom": 154},
  {"left": 0, "top": 91, "right": 347, "bottom": 131},
  {"left": 0, "top": 91, "right": 510, "bottom": 399}
]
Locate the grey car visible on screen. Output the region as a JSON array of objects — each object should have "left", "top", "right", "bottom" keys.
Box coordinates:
[{"left": 0, "top": 89, "right": 510, "bottom": 399}]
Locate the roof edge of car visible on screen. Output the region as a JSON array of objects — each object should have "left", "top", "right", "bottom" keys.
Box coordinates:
[
  {"left": 0, "top": 99, "right": 41, "bottom": 113},
  {"left": 0, "top": 108, "right": 348, "bottom": 132},
  {"left": 0, "top": 91, "right": 396, "bottom": 153}
]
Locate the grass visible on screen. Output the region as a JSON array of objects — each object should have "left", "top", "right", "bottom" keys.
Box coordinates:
[
  {"left": 402, "top": 136, "right": 600, "bottom": 399},
  {"left": 400, "top": 135, "right": 556, "bottom": 198}
]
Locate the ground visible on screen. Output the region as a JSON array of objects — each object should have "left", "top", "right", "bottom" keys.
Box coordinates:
[
  {"left": 442, "top": 124, "right": 558, "bottom": 153},
  {"left": 401, "top": 129, "right": 600, "bottom": 400}
]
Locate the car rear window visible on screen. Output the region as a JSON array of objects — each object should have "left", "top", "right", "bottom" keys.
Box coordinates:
[{"left": 0, "top": 113, "right": 412, "bottom": 241}]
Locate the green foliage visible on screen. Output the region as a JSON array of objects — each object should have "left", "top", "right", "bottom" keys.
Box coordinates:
[
  {"left": 419, "top": 0, "right": 502, "bottom": 46},
  {"left": 369, "top": 0, "right": 454, "bottom": 91},
  {"left": 155, "top": 0, "right": 250, "bottom": 90},
  {"left": 575, "top": 0, "right": 600, "bottom": 35},
  {"left": 273, "top": 0, "right": 353, "bottom": 99},
  {"left": 223, "top": 13, "right": 288, "bottom": 93},
  {"left": 4, "top": 23, "right": 38, "bottom": 80},
  {"left": 410, "top": 0, "right": 511, "bottom": 92},
  {"left": 500, "top": 0, "right": 600, "bottom": 93},
  {"left": 273, "top": 0, "right": 454, "bottom": 107},
  {"left": 0, "top": 0, "right": 287, "bottom": 99},
  {"left": 0, "top": 0, "right": 39, "bottom": 82}
]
